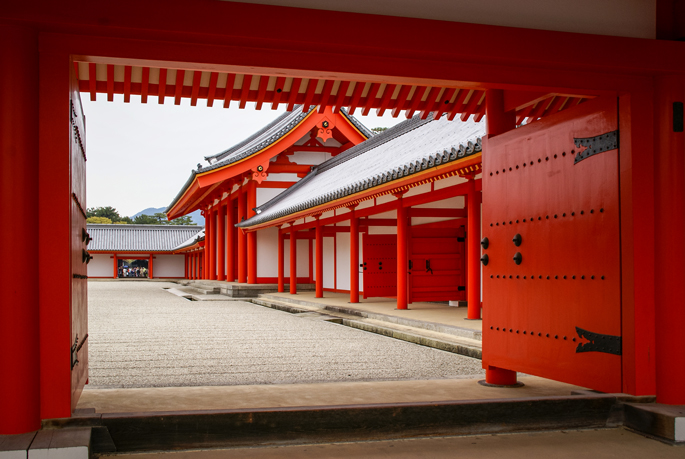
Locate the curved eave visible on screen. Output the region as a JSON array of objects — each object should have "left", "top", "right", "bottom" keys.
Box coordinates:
[
  {"left": 240, "top": 152, "right": 482, "bottom": 232},
  {"left": 167, "top": 108, "right": 370, "bottom": 220}
]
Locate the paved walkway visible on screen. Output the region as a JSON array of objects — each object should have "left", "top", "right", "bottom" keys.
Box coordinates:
[
  {"left": 87, "top": 281, "right": 483, "bottom": 389},
  {"left": 98, "top": 428, "right": 683, "bottom": 458}
]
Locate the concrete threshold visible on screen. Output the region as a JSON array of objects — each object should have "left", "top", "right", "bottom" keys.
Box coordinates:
[{"left": 50, "top": 390, "right": 630, "bottom": 453}]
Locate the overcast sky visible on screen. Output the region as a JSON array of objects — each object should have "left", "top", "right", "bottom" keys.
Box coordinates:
[{"left": 83, "top": 96, "right": 404, "bottom": 218}]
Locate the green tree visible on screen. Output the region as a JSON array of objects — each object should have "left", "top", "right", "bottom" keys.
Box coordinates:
[
  {"left": 133, "top": 214, "right": 158, "bottom": 225},
  {"left": 168, "top": 216, "right": 194, "bottom": 225},
  {"left": 152, "top": 212, "right": 168, "bottom": 223},
  {"left": 87, "top": 206, "right": 123, "bottom": 222},
  {"left": 87, "top": 216, "right": 112, "bottom": 224},
  {"left": 371, "top": 127, "right": 387, "bottom": 133},
  {"left": 119, "top": 216, "right": 133, "bottom": 224}
]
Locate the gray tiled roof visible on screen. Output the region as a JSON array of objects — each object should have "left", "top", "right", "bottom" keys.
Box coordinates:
[
  {"left": 166, "top": 106, "right": 373, "bottom": 215},
  {"left": 87, "top": 224, "right": 204, "bottom": 252},
  {"left": 172, "top": 228, "right": 205, "bottom": 252},
  {"left": 237, "top": 114, "right": 485, "bottom": 228}
]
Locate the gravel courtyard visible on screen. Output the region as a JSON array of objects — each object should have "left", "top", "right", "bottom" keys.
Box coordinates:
[{"left": 87, "top": 281, "right": 484, "bottom": 388}]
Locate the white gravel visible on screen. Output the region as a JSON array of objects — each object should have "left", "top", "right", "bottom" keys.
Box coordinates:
[{"left": 87, "top": 281, "right": 484, "bottom": 388}]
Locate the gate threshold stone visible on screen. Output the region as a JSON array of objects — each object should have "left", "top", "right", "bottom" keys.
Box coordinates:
[{"left": 48, "top": 394, "right": 623, "bottom": 453}]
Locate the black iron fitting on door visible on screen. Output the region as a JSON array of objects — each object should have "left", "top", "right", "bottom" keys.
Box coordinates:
[
  {"left": 481, "top": 254, "right": 489, "bottom": 266},
  {"left": 573, "top": 130, "right": 619, "bottom": 164},
  {"left": 575, "top": 327, "right": 621, "bottom": 355},
  {"left": 513, "top": 252, "right": 522, "bottom": 265}
]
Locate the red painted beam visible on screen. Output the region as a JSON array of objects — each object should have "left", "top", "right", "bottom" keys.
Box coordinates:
[
  {"left": 361, "top": 82, "right": 381, "bottom": 116},
  {"left": 332, "top": 80, "right": 350, "bottom": 114},
  {"left": 460, "top": 90, "right": 483, "bottom": 121},
  {"left": 433, "top": 88, "right": 457, "bottom": 120},
  {"left": 405, "top": 86, "right": 427, "bottom": 119},
  {"left": 123, "top": 65, "right": 132, "bottom": 103},
  {"left": 190, "top": 70, "right": 201, "bottom": 106},
  {"left": 106, "top": 64, "right": 114, "bottom": 102},
  {"left": 419, "top": 86, "right": 441, "bottom": 119},
  {"left": 88, "top": 62, "right": 96, "bottom": 101},
  {"left": 318, "top": 79, "right": 335, "bottom": 113},
  {"left": 140, "top": 66, "right": 150, "bottom": 104},
  {"left": 347, "top": 81, "right": 366, "bottom": 115},
  {"left": 447, "top": 89, "right": 470, "bottom": 121},
  {"left": 302, "top": 78, "right": 319, "bottom": 112},
  {"left": 271, "top": 76, "right": 286, "bottom": 110},
  {"left": 206, "top": 71, "right": 218, "bottom": 107},
  {"left": 390, "top": 84, "right": 412, "bottom": 118},
  {"left": 286, "top": 77, "right": 302, "bottom": 111},
  {"left": 223, "top": 73, "right": 236, "bottom": 108},
  {"left": 376, "top": 83, "right": 396, "bottom": 116},
  {"left": 254, "top": 74, "right": 269, "bottom": 110},
  {"left": 239, "top": 74, "right": 252, "bottom": 109},
  {"left": 158, "top": 68, "right": 167, "bottom": 104},
  {"left": 174, "top": 69, "right": 184, "bottom": 105}
]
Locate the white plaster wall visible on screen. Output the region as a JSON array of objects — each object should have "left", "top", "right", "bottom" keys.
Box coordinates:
[
  {"left": 297, "top": 239, "right": 309, "bottom": 277},
  {"left": 289, "top": 151, "right": 333, "bottom": 165},
  {"left": 257, "top": 227, "right": 279, "bottom": 277},
  {"left": 323, "top": 237, "right": 335, "bottom": 289},
  {"left": 336, "top": 232, "right": 351, "bottom": 290},
  {"left": 153, "top": 254, "right": 185, "bottom": 278},
  {"left": 257, "top": 188, "right": 284, "bottom": 207},
  {"left": 88, "top": 254, "right": 113, "bottom": 277}
]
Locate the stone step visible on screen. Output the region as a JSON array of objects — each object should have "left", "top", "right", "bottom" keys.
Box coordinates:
[
  {"left": 258, "top": 293, "right": 481, "bottom": 341},
  {"left": 251, "top": 297, "right": 482, "bottom": 359},
  {"left": 624, "top": 402, "right": 685, "bottom": 444}
]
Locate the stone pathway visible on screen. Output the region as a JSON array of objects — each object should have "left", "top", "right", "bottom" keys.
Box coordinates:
[{"left": 87, "top": 281, "right": 484, "bottom": 388}]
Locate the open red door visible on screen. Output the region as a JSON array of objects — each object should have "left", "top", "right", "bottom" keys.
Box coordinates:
[
  {"left": 482, "top": 97, "right": 622, "bottom": 393},
  {"left": 70, "top": 66, "right": 89, "bottom": 409}
]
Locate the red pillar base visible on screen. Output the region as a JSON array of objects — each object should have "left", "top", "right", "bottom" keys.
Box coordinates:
[{"left": 479, "top": 366, "right": 523, "bottom": 388}]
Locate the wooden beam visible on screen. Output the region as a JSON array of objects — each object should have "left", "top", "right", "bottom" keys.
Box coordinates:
[
  {"left": 106, "top": 64, "right": 114, "bottom": 102},
  {"left": 302, "top": 78, "right": 319, "bottom": 112},
  {"left": 460, "top": 90, "right": 483, "bottom": 121},
  {"left": 447, "top": 89, "right": 470, "bottom": 121},
  {"left": 405, "top": 86, "right": 427, "bottom": 118},
  {"left": 190, "top": 70, "right": 201, "bottom": 106},
  {"left": 158, "top": 68, "right": 167, "bottom": 104},
  {"left": 206, "top": 71, "right": 218, "bottom": 107},
  {"left": 141, "top": 66, "right": 150, "bottom": 104},
  {"left": 286, "top": 77, "right": 302, "bottom": 111},
  {"left": 361, "top": 82, "right": 381, "bottom": 116},
  {"left": 255, "top": 75, "right": 269, "bottom": 110},
  {"left": 375, "top": 83, "right": 396, "bottom": 116},
  {"left": 174, "top": 69, "right": 185, "bottom": 105},
  {"left": 89, "top": 62, "right": 97, "bottom": 101},
  {"left": 239, "top": 74, "right": 252, "bottom": 109},
  {"left": 433, "top": 88, "right": 456, "bottom": 120},
  {"left": 332, "top": 80, "right": 350, "bottom": 113},
  {"left": 123, "top": 65, "right": 132, "bottom": 103},
  {"left": 390, "top": 84, "right": 412, "bottom": 118},
  {"left": 223, "top": 73, "right": 236, "bottom": 108},
  {"left": 271, "top": 76, "right": 286, "bottom": 110},
  {"left": 419, "top": 86, "right": 441, "bottom": 119},
  {"left": 409, "top": 208, "right": 467, "bottom": 218},
  {"left": 348, "top": 81, "right": 366, "bottom": 115},
  {"left": 318, "top": 79, "right": 335, "bottom": 113}
]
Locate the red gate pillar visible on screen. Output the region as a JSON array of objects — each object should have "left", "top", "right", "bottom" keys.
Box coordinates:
[
  {"left": 226, "top": 200, "right": 235, "bottom": 282},
  {"left": 349, "top": 207, "right": 360, "bottom": 303},
  {"left": 209, "top": 206, "right": 217, "bottom": 280},
  {"left": 193, "top": 252, "right": 198, "bottom": 279},
  {"left": 0, "top": 24, "right": 40, "bottom": 434},
  {"left": 247, "top": 182, "right": 257, "bottom": 284},
  {"left": 217, "top": 202, "right": 226, "bottom": 281},
  {"left": 202, "top": 210, "right": 209, "bottom": 279},
  {"left": 466, "top": 181, "right": 481, "bottom": 319},
  {"left": 278, "top": 227, "right": 285, "bottom": 292},
  {"left": 237, "top": 186, "right": 247, "bottom": 283},
  {"left": 290, "top": 228, "right": 297, "bottom": 294},
  {"left": 315, "top": 216, "right": 323, "bottom": 298},
  {"left": 149, "top": 255, "right": 154, "bottom": 279},
  {"left": 654, "top": 76, "right": 685, "bottom": 405},
  {"left": 113, "top": 255, "right": 118, "bottom": 279},
  {"left": 396, "top": 196, "right": 408, "bottom": 310},
  {"left": 483, "top": 89, "right": 518, "bottom": 386}
]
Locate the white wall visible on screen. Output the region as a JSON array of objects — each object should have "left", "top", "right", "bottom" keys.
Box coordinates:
[
  {"left": 283, "top": 235, "right": 310, "bottom": 278},
  {"left": 323, "top": 237, "right": 335, "bottom": 289},
  {"left": 257, "top": 188, "right": 284, "bottom": 207},
  {"left": 257, "top": 226, "right": 279, "bottom": 277},
  {"left": 88, "top": 254, "right": 112, "bottom": 278},
  {"left": 336, "top": 232, "right": 350, "bottom": 290},
  {"left": 153, "top": 254, "right": 185, "bottom": 278}
]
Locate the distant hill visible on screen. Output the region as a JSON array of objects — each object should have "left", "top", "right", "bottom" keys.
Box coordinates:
[{"left": 132, "top": 207, "right": 204, "bottom": 226}]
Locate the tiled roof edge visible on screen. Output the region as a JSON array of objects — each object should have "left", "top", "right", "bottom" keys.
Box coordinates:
[{"left": 238, "top": 133, "right": 483, "bottom": 228}]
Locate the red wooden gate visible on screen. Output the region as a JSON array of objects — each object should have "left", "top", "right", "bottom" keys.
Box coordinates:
[
  {"left": 70, "top": 68, "right": 89, "bottom": 409},
  {"left": 362, "top": 234, "right": 397, "bottom": 298},
  {"left": 409, "top": 226, "right": 466, "bottom": 302},
  {"left": 482, "top": 97, "right": 622, "bottom": 393}
]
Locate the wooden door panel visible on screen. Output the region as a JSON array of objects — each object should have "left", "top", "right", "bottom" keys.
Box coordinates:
[
  {"left": 482, "top": 97, "right": 622, "bottom": 393},
  {"left": 70, "top": 68, "right": 88, "bottom": 410},
  {"left": 362, "top": 234, "right": 397, "bottom": 298}
]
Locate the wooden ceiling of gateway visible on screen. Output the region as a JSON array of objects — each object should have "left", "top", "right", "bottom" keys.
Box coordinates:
[{"left": 74, "top": 62, "right": 590, "bottom": 125}]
